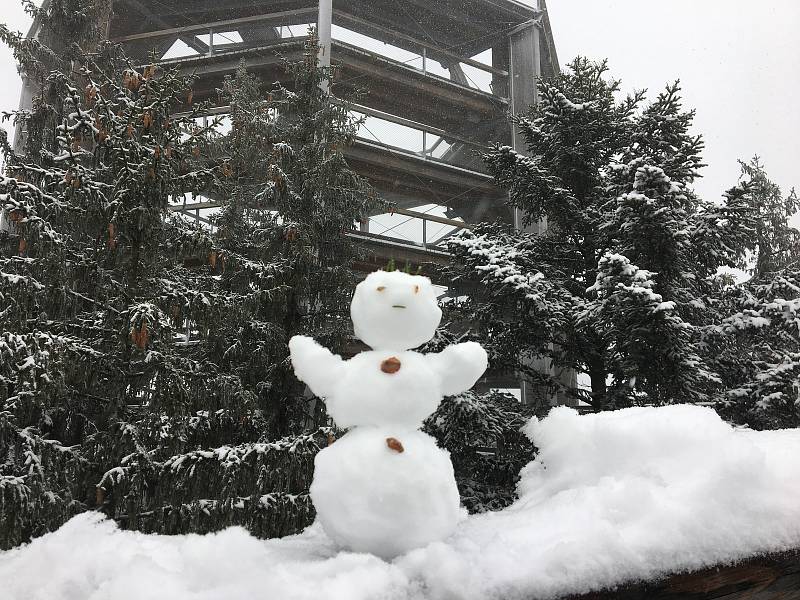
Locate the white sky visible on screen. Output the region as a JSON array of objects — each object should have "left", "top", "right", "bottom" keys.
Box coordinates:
[
  {"left": 540, "top": 0, "right": 800, "bottom": 211},
  {"left": 0, "top": 1, "right": 797, "bottom": 220}
]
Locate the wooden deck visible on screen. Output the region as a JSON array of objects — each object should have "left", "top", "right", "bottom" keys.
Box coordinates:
[{"left": 570, "top": 551, "right": 800, "bottom": 600}]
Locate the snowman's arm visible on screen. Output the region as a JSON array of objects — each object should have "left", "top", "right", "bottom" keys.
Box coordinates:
[
  {"left": 425, "top": 341, "right": 488, "bottom": 396},
  {"left": 288, "top": 335, "right": 345, "bottom": 399}
]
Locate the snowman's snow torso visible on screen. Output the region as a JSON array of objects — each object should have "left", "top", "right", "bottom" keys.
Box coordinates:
[
  {"left": 326, "top": 350, "right": 442, "bottom": 429},
  {"left": 310, "top": 427, "right": 464, "bottom": 559}
]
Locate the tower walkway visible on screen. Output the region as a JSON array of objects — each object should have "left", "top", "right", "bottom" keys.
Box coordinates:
[{"left": 106, "top": 0, "right": 558, "bottom": 263}]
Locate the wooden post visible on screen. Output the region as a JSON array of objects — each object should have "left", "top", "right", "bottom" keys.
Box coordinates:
[
  {"left": 509, "top": 6, "right": 548, "bottom": 407},
  {"left": 492, "top": 41, "right": 510, "bottom": 98},
  {"left": 508, "top": 8, "right": 577, "bottom": 407},
  {"left": 317, "top": 0, "right": 332, "bottom": 93}
]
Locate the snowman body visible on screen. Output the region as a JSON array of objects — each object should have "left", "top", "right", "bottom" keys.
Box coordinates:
[
  {"left": 322, "top": 350, "right": 441, "bottom": 429},
  {"left": 310, "top": 427, "right": 461, "bottom": 559},
  {"left": 289, "top": 270, "right": 488, "bottom": 558}
]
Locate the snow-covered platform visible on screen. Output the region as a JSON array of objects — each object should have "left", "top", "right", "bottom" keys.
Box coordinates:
[{"left": 1, "top": 405, "right": 798, "bottom": 600}]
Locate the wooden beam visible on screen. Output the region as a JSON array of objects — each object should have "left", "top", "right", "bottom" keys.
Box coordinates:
[
  {"left": 179, "top": 35, "right": 209, "bottom": 56},
  {"left": 332, "top": 40, "right": 506, "bottom": 112},
  {"left": 571, "top": 550, "right": 800, "bottom": 599},
  {"left": 169, "top": 201, "right": 471, "bottom": 231},
  {"left": 349, "top": 103, "right": 485, "bottom": 150},
  {"left": 116, "top": 0, "right": 207, "bottom": 58},
  {"left": 238, "top": 22, "right": 281, "bottom": 45},
  {"left": 478, "top": 0, "right": 540, "bottom": 17},
  {"left": 395, "top": 0, "right": 535, "bottom": 56},
  {"left": 153, "top": 37, "right": 508, "bottom": 113},
  {"left": 350, "top": 139, "right": 492, "bottom": 180},
  {"left": 539, "top": 0, "right": 561, "bottom": 77},
  {"left": 169, "top": 201, "right": 221, "bottom": 212},
  {"left": 111, "top": 5, "right": 507, "bottom": 80},
  {"left": 173, "top": 210, "right": 214, "bottom": 227},
  {"left": 389, "top": 208, "right": 471, "bottom": 229},
  {"left": 111, "top": 7, "right": 317, "bottom": 43},
  {"left": 156, "top": 39, "right": 293, "bottom": 74},
  {"left": 157, "top": 38, "right": 507, "bottom": 133},
  {"left": 119, "top": 0, "right": 179, "bottom": 35},
  {"left": 332, "top": 10, "right": 508, "bottom": 78},
  {"left": 177, "top": 98, "right": 488, "bottom": 151},
  {"left": 112, "top": 0, "right": 538, "bottom": 57},
  {"left": 396, "top": 0, "right": 485, "bottom": 41}
]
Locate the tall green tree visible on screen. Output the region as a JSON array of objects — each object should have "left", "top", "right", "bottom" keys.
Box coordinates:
[
  {"left": 447, "top": 58, "right": 749, "bottom": 410},
  {"left": 0, "top": 2, "right": 373, "bottom": 548},
  {"left": 706, "top": 159, "right": 800, "bottom": 429},
  {"left": 205, "top": 54, "right": 374, "bottom": 440},
  {"left": 738, "top": 156, "right": 800, "bottom": 277}
]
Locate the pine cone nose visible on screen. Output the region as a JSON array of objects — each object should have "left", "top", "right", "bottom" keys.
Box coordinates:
[{"left": 380, "top": 357, "right": 401, "bottom": 374}]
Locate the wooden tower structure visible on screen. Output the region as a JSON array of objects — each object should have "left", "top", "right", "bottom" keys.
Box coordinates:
[
  {"left": 17, "top": 0, "right": 570, "bottom": 404},
  {"left": 18, "top": 0, "right": 559, "bottom": 259}
]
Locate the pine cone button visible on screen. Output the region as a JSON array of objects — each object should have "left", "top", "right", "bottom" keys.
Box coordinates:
[
  {"left": 386, "top": 437, "right": 404, "bottom": 453},
  {"left": 380, "top": 357, "right": 401, "bottom": 374}
]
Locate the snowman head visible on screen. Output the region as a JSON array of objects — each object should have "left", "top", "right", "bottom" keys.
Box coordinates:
[{"left": 351, "top": 270, "right": 441, "bottom": 351}]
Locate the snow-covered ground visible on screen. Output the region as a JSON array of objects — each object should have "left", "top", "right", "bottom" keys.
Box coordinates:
[{"left": 2, "top": 404, "right": 799, "bottom": 600}]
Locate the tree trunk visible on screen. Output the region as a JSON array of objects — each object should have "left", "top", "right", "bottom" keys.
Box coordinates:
[
  {"left": 589, "top": 369, "right": 607, "bottom": 411},
  {"left": 587, "top": 351, "right": 607, "bottom": 411}
]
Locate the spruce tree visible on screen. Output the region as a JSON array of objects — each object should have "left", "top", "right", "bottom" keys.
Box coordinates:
[
  {"left": 447, "top": 58, "right": 748, "bottom": 410},
  {"left": 706, "top": 160, "right": 800, "bottom": 429},
  {"left": 423, "top": 390, "right": 533, "bottom": 513},
  {"left": 738, "top": 156, "right": 800, "bottom": 277},
  {"left": 206, "top": 52, "right": 374, "bottom": 442},
  {"left": 0, "top": 4, "right": 373, "bottom": 547},
  {"left": 0, "top": 31, "right": 226, "bottom": 546}
]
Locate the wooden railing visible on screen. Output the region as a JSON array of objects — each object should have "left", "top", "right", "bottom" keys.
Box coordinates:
[
  {"left": 112, "top": 8, "right": 507, "bottom": 96},
  {"left": 168, "top": 202, "right": 471, "bottom": 255}
]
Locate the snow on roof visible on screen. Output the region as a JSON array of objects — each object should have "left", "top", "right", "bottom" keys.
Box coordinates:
[{"left": 2, "top": 404, "right": 799, "bottom": 600}]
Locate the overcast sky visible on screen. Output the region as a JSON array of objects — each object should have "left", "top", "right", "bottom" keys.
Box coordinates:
[
  {"left": 0, "top": 1, "right": 797, "bottom": 212},
  {"left": 540, "top": 0, "right": 799, "bottom": 210}
]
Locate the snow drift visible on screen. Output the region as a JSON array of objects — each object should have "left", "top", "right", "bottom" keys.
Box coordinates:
[{"left": 1, "top": 404, "right": 799, "bottom": 600}]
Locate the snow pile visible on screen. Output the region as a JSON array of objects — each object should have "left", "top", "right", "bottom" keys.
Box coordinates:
[{"left": 2, "top": 405, "right": 799, "bottom": 600}]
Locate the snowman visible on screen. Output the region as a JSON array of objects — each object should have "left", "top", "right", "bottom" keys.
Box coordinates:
[{"left": 289, "top": 269, "right": 488, "bottom": 559}]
